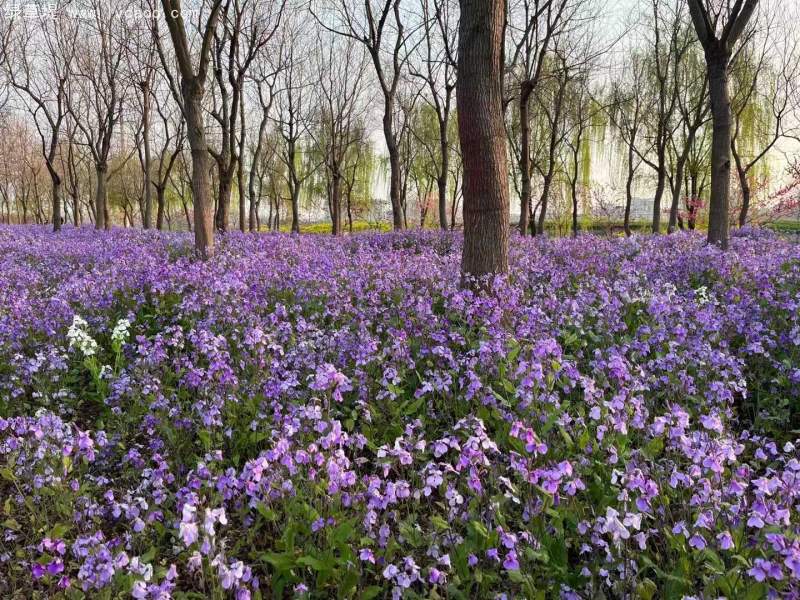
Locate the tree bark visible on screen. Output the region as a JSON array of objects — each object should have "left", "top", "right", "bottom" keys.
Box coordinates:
[
  {"left": 624, "top": 140, "right": 635, "bottom": 237},
  {"left": 457, "top": 0, "right": 509, "bottom": 281},
  {"left": 95, "top": 163, "right": 108, "bottom": 230},
  {"left": 668, "top": 151, "right": 690, "bottom": 233},
  {"left": 51, "top": 174, "right": 63, "bottom": 232},
  {"left": 330, "top": 170, "right": 342, "bottom": 236},
  {"left": 438, "top": 119, "right": 450, "bottom": 231},
  {"left": 651, "top": 166, "right": 666, "bottom": 233},
  {"left": 184, "top": 86, "right": 215, "bottom": 258},
  {"left": 518, "top": 82, "right": 532, "bottom": 236},
  {"left": 142, "top": 81, "right": 153, "bottom": 229},
  {"left": 707, "top": 52, "right": 731, "bottom": 249},
  {"left": 156, "top": 186, "right": 166, "bottom": 230},
  {"left": 733, "top": 148, "right": 751, "bottom": 227},
  {"left": 383, "top": 100, "right": 404, "bottom": 231}
]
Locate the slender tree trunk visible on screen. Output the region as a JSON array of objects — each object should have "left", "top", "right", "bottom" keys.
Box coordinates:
[
  {"left": 95, "top": 164, "right": 108, "bottom": 230},
  {"left": 706, "top": 51, "right": 732, "bottom": 249},
  {"left": 142, "top": 81, "right": 153, "bottom": 229},
  {"left": 249, "top": 113, "right": 268, "bottom": 232},
  {"left": 72, "top": 190, "right": 80, "bottom": 227},
  {"left": 733, "top": 150, "right": 750, "bottom": 227},
  {"left": 518, "top": 83, "right": 532, "bottom": 236},
  {"left": 624, "top": 141, "right": 635, "bottom": 236},
  {"left": 183, "top": 84, "right": 215, "bottom": 258},
  {"left": 536, "top": 172, "right": 554, "bottom": 235},
  {"left": 237, "top": 161, "right": 246, "bottom": 232},
  {"left": 652, "top": 166, "right": 666, "bottom": 233},
  {"left": 457, "top": 0, "right": 509, "bottom": 281},
  {"left": 248, "top": 170, "right": 259, "bottom": 232},
  {"left": 290, "top": 181, "right": 300, "bottom": 234},
  {"left": 51, "top": 175, "right": 63, "bottom": 232},
  {"left": 237, "top": 98, "right": 247, "bottom": 232},
  {"left": 668, "top": 152, "right": 690, "bottom": 233},
  {"left": 331, "top": 171, "right": 342, "bottom": 236},
  {"left": 438, "top": 119, "right": 449, "bottom": 230},
  {"left": 156, "top": 186, "right": 166, "bottom": 230},
  {"left": 571, "top": 144, "right": 581, "bottom": 238}
]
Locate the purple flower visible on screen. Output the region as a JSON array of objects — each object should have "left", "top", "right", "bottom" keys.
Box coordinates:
[{"left": 503, "top": 551, "right": 520, "bottom": 570}]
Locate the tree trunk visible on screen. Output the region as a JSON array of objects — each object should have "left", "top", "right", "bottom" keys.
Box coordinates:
[
  {"left": 72, "top": 189, "right": 80, "bottom": 227},
  {"left": 156, "top": 186, "right": 166, "bottom": 230},
  {"left": 331, "top": 171, "right": 342, "bottom": 236},
  {"left": 383, "top": 98, "right": 404, "bottom": 231},
  {"left": 518, "top": 83, "right": 532, "bottom": 236},
  {"left": 733, "top": 150, "right": 750, "bottom": 227},
  {"left": 536, "top": 173, "right": 554, "bottom": 235},
  {"left": 624, "top": 140, "right": 635, "bottom": 236},
  {"left": 51, "top": 175, "right": 63, "bottom": 232},
  {"left": 237, "top": 160, "right": 246, "bottom": 232},
  {"left": 290, "top": 182, "right": 300, "bottom": 234},
  {"left": 651, "top": 166, "right": 666, "bottom": 233},
  {"left": 248, "top": 170, "right": 259, "bottom": 232},
  {"left": 668, "top": 152, "right": 689, "bottom": 233},
  {"left": 457, "top": 0, "right": 509, "bottom": 281},
  {"left": 142, "top": 81, "right": 153, "bottom": 229},
  {"left": 706, "top": 51, "right": 732, "bottom": 249},
  {"left": 237, "top": 98, "right": 247, "bottom": 233},
  {"left": 216, "top": 173, "right": 232, "bottom": 232},
  {"left": 438, "top": 119, "right": 449, "bottom": 230},
  {"left": 183, "top": 82, "right": 215, "bottom": 258},
  {"left": 95, "top": 163, "right": 108, "bottom": 230}
]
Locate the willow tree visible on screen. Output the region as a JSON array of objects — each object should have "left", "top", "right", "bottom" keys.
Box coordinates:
[
  {"left": 687, "top": 0, "right": 759, "bottom": 250},
  {"left": 458, "top": 0, "right": 509, "bottom": 281}
]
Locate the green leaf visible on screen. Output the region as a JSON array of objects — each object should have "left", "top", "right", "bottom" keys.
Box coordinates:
[
  {"left": 2, "top": 518, "right": 21, "bottom": 531},
  {"left": 297, "top": 555, "right": 326, "bottom": 571}
]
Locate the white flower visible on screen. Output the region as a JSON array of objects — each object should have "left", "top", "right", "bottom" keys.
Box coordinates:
[
  {"left": 695, "top": 286, "right": 710, "bottom": 305},
  {"left": 111, "top": 318, "right": 131, "bottom": 345},
  {"left": 67, "top": 315, "right": 98, "bottom": 357}
]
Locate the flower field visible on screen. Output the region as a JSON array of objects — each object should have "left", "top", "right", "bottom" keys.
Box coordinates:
[{"left": 1, "top": 226, "right": 800, "bottom": 599}]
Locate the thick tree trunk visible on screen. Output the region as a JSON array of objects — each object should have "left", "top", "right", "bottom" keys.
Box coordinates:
[
  {"left": 183, "top": 83, "right": 215, "bottom": 258},
  {"left": 216, "top": 174, "right": 232, "bottom": 232},
  {"left": 384, "top": 106, "right": 404, "bottom": 231},
  {"left": 518, "top": 83, "right": 532, "bottom": 236},
  {"left": 457, "top": 0, "right": 509, "bottom": 281},
  {"left": 142, "top": 81, "right": 153, "bottom": 229},
  {"left": 706, "top": 51, "right": 732, "bottom": 249},
  {"left": 95, "top": 164, "right": 108, "bottom": 230}
]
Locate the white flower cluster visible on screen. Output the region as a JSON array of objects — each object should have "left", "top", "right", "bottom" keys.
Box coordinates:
[
  {"left": 66, "top": 315, "right": 99, "bottom": 357},
  {"left": 111, "top": 318, "right": 131, "bottom": 346},
  {"left": 694, "top": 285, "right": 714, "bottom": 306}
]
